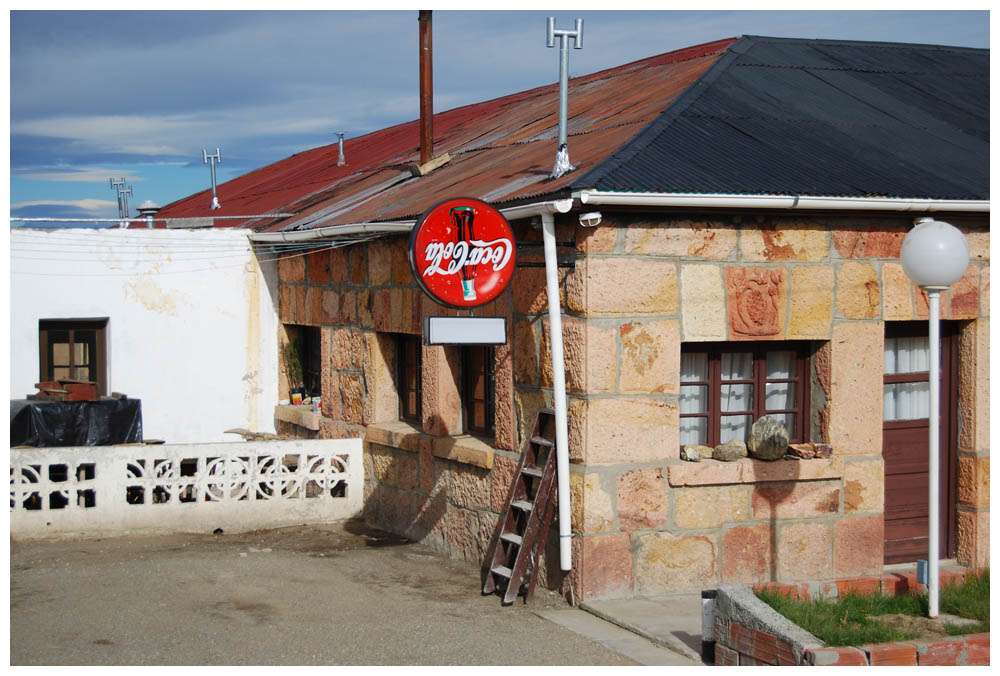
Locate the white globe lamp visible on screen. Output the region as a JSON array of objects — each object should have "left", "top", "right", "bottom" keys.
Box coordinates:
[{"left": 899, "top": 216, "right": 969, "bottom": 619}]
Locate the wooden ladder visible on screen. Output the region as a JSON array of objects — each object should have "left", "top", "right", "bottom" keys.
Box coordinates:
[{"left": 483, "top": 408, "right": 559, "bottom": 605}]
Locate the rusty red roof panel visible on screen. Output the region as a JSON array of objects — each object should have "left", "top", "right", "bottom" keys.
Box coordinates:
[{"left": 154, "top": 37, "right": 736, "bottom": 229}]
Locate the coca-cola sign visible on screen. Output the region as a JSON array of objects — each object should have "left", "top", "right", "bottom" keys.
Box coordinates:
[{"left": 409, "top": 197, "right": 516, "bottom": 308}]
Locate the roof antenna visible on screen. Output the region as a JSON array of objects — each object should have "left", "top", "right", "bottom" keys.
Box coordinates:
[
  {"left": 203, "top": 148, "right": 222, "bottom": 210},
  {"left": 337, "top": 132, "right": 346, "bottom": 166},
  {"left": 547, "top": 17, "right": 583, "bottom": 179},
  {"left": 110, "top": 177, "right": 133, "bottom": 228}
]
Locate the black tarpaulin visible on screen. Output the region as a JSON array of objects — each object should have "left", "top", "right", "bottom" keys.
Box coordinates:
[{"left": 10, "top": 399, "right": 143, "bottom": 447}]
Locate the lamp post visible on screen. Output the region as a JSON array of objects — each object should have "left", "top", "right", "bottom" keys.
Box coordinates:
[{"left": 900, "top": 216, "right": 969, "bottom": 618}]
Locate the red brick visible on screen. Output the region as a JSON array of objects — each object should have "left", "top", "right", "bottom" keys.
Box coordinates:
[
  {"left": 835, "top": 576, "right": 881, "bottom": 597},
  {"left": 804, "top": 646, "right": 869, "bottom": 665},
  {"left": 881, "top": 571, "right": 919, "bottom": 595},
  {"left": 739, "top": 654, "right": 768, "bottom": 665},
  {"left": 715, "top": 643, "right": 738, "bottom": 666},
  {"left": 729, "top": 622, "right": 779, "bottom": 664},
  {"left": 754, "top": 582, "right": 800, "bottom": 599},
  {"left": 911, "top": 638, "right": 965, "bottom": 666},
  {"left": 964, "top": 633, "right": 989, "bottom": 666},
  {"left": 775, "top": 638, "right": 796, "bottom": 666},
  {"left": 863, "top": 642, "right": 917, "bottom": 666}
]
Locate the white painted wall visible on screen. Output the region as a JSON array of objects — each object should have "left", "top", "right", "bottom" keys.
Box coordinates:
[{"left": 10, "top": 228, "right": 280, "bottom": 443}]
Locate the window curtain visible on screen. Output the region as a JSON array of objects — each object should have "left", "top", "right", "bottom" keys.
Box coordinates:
[
  {"left": 884, "top": 337, "right": 930, "bottom": 421},
  {"left": 720, "top": 352, "right": 752, "bottom": 442},
  {"left": 680, "top": 352, "right": 707, "bottom": 444},
  {"left": 764, "top": 350, "right": 796, "bottom": 435}
]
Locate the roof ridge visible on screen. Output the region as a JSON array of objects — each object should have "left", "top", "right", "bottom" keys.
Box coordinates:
[{"left": 737, "top": 34, "right": 988, "bottom": 53}]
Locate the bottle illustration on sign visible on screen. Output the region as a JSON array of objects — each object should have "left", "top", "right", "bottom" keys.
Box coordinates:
[{"left": 451, "top": 205, "right": 477, "bottom": 301}]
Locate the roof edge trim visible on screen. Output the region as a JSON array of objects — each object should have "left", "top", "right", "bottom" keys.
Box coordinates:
[{"left": 575, "top": 190, "right": 990, "bottom": 213}]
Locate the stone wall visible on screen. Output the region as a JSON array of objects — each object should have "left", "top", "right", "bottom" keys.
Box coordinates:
[{"left": 272, "top": 210, "right": 989, "bottom": 599}]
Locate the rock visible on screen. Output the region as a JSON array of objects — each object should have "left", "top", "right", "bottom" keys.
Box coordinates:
[
  {"left": 813, "top": 443, "right": 833, "bottom": 458},
  {"left": 682, "top": 445, "right": 710, "bottom": 462},
  {"left": 713, "top": 439, "right": 747, "bottom": 462},
  {"left": 787, "top": 443, "right": 816, "bottom": 459},
  {"left": 748, "top": 416, "right": 789, "bottom": 461}
]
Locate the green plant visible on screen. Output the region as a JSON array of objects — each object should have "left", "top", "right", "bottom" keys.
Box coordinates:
[
  {"left": 282, "top": 340, "right": 303, "bottom": 389},
  {"left": 940, "top": 569, "right": 989, "bottom": 633}
]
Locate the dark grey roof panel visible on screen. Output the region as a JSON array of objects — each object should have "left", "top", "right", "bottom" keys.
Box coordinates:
[{"left": 575, "top": 36, "right": 989, "bottom": 200}]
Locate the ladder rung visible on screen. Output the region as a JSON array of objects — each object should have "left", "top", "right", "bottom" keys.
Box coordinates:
[
  {"left": 511, "top": 500, "right": 534, "bottom": 512},
  {"left": 501, "top": 532, "right": 523, "bottom": 546},
  {"left": 522, "top": 467, "right": 543, "bottom": 478},
  {"left": 491, "top": 565, "right": 512, "bottom": 578},
  {"left": 531, "top": 436, "right": 553, "bottom": 447},
  {"left": 539, "top": 408, "right": 555, "bottom": 416}
]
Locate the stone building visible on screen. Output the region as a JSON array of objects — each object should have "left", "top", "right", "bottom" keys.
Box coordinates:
[{"left": 154, "top": 35, "right": 989, "bottom": 601}]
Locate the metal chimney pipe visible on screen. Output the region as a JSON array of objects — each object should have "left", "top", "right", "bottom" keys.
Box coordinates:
[
  {"left": 418, "top": 10, "right": 434, "bottom": 165},
  {"left": 137, "top": 200, "right": 161, "bottom": 229},
  {"left": 547, "top": 17, "right": 584, "bottom": 178},
  {"left": 337, "top": 132, "right": 346, "bottom": 166}
]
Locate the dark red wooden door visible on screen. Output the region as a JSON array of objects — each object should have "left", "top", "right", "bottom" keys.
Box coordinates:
[{"left": 882, "top": 322, "right": 958, "bottom": 565}]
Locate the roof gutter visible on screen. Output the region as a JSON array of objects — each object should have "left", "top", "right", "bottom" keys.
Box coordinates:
[
  {"left": 576, "top": 190, "right": 989, "bottom": 212},
  {"left": 248, "top": 221, "right": 415, "bottom": 243}
]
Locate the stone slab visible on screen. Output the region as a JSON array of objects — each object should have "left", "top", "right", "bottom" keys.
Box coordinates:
[{"left": 580, "top": 593, "right": 706, "bottom": 663}]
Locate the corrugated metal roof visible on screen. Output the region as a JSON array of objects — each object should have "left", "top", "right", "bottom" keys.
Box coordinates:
[
  {"left": 154, "top": 38, "right": 735, "bottom": 229},
  {"left": 578, "top": 36, "right": 988, "bottom": 200},
  {"left": 154, "top": 35, "right": 988, "bottom": 230}
]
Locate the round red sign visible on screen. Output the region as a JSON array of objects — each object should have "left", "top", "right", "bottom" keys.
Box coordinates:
[{"left": 409, "top": 197, "right": 516, "bottom": 309}]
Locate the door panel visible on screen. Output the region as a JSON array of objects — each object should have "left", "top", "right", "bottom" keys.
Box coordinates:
[{"left": 882, "top": 321, "right": 958, "bottom": 565}]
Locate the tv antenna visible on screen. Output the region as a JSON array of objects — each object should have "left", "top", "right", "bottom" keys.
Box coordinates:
[
  {"left": 203, "top": 148, "right": 222, "bottom": 209},
  {"left": 110, "top": 177, "right": 133, "bottom": 228}
]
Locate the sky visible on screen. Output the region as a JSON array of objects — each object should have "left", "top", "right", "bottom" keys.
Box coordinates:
[{"left": 7, "top": 6, "right": 991, "bottom": 227}]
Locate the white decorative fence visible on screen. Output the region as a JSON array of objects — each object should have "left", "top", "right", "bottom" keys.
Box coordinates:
[{"left": 10, "top": 440, "right": 362, "bottom": 539}]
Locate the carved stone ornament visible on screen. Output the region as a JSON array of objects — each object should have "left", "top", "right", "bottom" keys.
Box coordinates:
[{"left": 727, "top": 268, "right": 785, "bottom": 338}]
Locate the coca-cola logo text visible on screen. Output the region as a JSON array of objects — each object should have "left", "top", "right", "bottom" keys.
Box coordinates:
[{"left": 409, "top": 197, "right": 516, "bottom": 309}]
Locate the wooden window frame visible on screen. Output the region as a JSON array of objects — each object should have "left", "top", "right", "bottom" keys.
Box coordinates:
[
  {"left": 397, "top": 334, "right": 423, "bottom": 424},
  {"left": 38, "top": 318, "right": 109, "bottom": 396},
  {"left": 461, "top": 345, "right": 495, "bottom": 437},
  {"left": 680, "top": 341, "right": 810, "bottom": 448}
]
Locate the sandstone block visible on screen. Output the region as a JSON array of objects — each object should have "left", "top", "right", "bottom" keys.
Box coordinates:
[
  {"left": 787, "top": 265, "right": 834, "bottom": 338},
  {"left": 512, "top": 266, "right": 562, "bottom": 315},
  {"left": 833, "top": 226, "right": 906, "bottom": 259},
  {"left": 722, "top": 524, "right": 773, "bottom": 583},
  {"left": 370, "top": 446, "right": 398, "bottom": 485},
  {"left": 339, "top": 289, "right": 358, "bottom": 324},
  {"left": 568, "top": 257, "right": 678, "bottom": 316},
  {"left": 787, "top": 443, "right": 815, "bottom": 459},
  {"left": 956, "top": 509, "right": 989, "bottom": 569},
  {"left": 583, "top": 397, "right": 679, "bottom": 465},
  {"left": 306, "top": 249, "right": 330, "bottom": 284},
  {"left": 580, "top": 473, "right": 616, "bottom": 533},
  {"left": 513, "top": 319, "right": 539, "bottom": 385},
  {"left": 579, "top": 534, "right": 634, "bottom": 600},
  {"left": 828, "top": 322, "right": 883, "bottom": 455},
  {"left": 329, "top": 248, "right": 348, "bottom": 284},
  {"left": 616, "top": 468, "right": 669, "bottom": 531},
  {"left": 833, "top": 515, "right": 884, "bottom": 577},
  {"left": 681, "top": 265, "right": 726, "bottom": 340},
  {"left": 980, "top": 265, "right": 989, "bottom": 316},
  {"left": 881, "top": 262, "right": 914, "bottom": 320},
  {"left": 713, "top": 439, "right": 747, "bottom": 462},
  {"left": 349, "top": 247, "right": 367, "bottom": 284},
  {"left": 948, "top": 265, "right": 980, "bottom": 319},
  {"left": 541, "top": 316, "right": 616, "bottom": 394},
  {"left": 740, "top": 223, "right": 829, "bottom": 262},
  {"left": 957, "top": 455, "right": 989, "bottom": 508},
  {"left": 577, "top": 225, "right": 618, "bottom": 253},
  {"left": 295, "top": 286, "right": 307, "bottom": 324},
  {"left": 748, "top": 416, "right": 789, "bottom": 460},
  {"left": 753, "top": 481, "right": 840, "bottom": 520},
  {"left": 390, "top": 240, "right": 413, "bottom": 285},
  {"left": 674, "top": 485, "right": 751, "bottom": 529},
  {"left": 618, "top": 319, "right": 680, "bottom": 394},
  {"left": 726, "top": 267, "right": 786, "bottom": 340},
  {"left": 843, "top": 458, "right": 884, "bottom": 513},
  {"left": 278, "top": 253, "right": 306, "bottom": 282},
  {"left": 447, "top": 464, "right": 491, "bottom": 510},
  {"left": 836, "top": 261, "right": 880, "bottom": 319},
  {"left": 340, "top": 373, "right": 364, "bottom": 425},
  {"left": 624, "top": 219, "right": 737, "bottom": 259},
  {"left": 634, "top": 532, "right": 716, "bottom": 595},
  {"left": 962, "top": 226, "right": 990, "bottom": 261},
  {"left": 319, "top": 290, "right": 339, "bottom": 325},
  {"left": 776, "top": 522, "right": 832, "bottom": 580}
]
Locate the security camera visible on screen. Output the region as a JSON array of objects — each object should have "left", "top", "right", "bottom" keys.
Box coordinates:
[{"left": 578, "top": 211, "right": 602, "bottom": 227}]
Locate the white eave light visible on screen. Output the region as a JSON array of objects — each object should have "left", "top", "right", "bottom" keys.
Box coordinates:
[{"left": 900, "top": 217, "right": 970, "bottom": 289}]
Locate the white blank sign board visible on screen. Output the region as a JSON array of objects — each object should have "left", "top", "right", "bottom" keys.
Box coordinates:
[{"left": 424, "top": 316, "right": 507, "bottom": 345}]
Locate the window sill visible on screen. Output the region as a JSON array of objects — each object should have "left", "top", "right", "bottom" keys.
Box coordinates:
[
  {"left": 273, "top": 404, "right": 322, "bottom": 431},
  {"left": 667, "top": 456, "right": 843, "bottom": 487},
  {"left": 365, "top": 421, "right": 495, "bottom": 470}
]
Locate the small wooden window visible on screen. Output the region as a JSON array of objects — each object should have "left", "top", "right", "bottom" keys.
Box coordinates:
[
  {"left": 39, "top": 319, "right": 108, "bottom": 396},
  {"left": 397, "top": 334, "right": 422, "bottom": 423},
  {"left": 462, "top": 345, "right": 495, "bottom": 436},
  {"left": 679, "top": 342, "right": 810, "bottom": 448}
]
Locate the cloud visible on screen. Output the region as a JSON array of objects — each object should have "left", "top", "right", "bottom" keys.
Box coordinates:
[
  {"left": 12, "top": 198, "right": 119, "bottom": 212},
  {"left": 14, "top": 167, "right": 146, "bottom": 183}
]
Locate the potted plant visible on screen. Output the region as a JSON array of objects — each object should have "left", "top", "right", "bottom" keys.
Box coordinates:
[{"left": 282, "top": 340, "right": 304, "bottom": 405}]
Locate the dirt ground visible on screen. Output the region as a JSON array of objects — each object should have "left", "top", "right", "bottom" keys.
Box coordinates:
[{"left": 9, "top": 519, "right": 637, "bottom": 666}]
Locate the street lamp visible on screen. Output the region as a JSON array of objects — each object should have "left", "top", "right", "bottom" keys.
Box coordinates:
[{"left": 900, "top": 216, "right": 969, "bottom": 618}]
